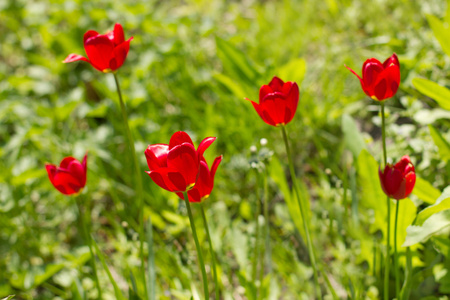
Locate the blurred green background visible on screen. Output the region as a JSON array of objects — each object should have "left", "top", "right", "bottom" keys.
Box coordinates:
[{"left": 2, "top": 0, "right": 450, "bottom": 299}]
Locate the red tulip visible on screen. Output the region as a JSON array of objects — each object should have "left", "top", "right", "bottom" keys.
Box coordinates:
[
  {"left": 63, "top": 23, "right": 133, "bottom": 73},
  {"left": 45, "top": 153, "right": 87, "bottom": 196},
  {"left": 177, "top": 155, "right": 223, "bottom": 202},
  {"left": 379, "top": 155, "right": 416, "bottom": 200},
  {"left": 346, "top": 53, "right": 400, "bottom": 101},
  {"left": 246, "top": 76, "right": 299, "bottom": 127},
  {"left": 145, "top": 131, "right": 216, "bottom": 193}
]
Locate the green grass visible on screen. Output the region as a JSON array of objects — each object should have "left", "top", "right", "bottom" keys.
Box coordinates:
[{"left": 2, "top": 0, "right": 450, "bottom": 299}]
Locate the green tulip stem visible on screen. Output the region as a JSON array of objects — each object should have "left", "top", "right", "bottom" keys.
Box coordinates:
[
  {"left": 183, "top": 192, "right": 209, "bottom": 298},
  {"left": 381, "top": 101, "right": 391, "bottom": 300},
  {"left": 394, "top": 200, "right": 400, "bottom": 299},
  {"left": 200, "top": 203, "right": 220, "bottom": 300},
  {"left": 75, "top": 195, "right": 102, "bottom": 299},
  {"left": 281, "top": 125, "right": 322, "bottom": 300},
  {"left": 113, "top": 73, "right": 154, "bottom": 300}
]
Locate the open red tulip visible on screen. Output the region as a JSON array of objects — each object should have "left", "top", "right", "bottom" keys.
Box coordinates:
[
  {"left": 63, "top": 23, "right": 133, "bottom": 73},
  {"left": 246, "top": 76, "right": 299, "bottom": 127},
  {"left": 379, "top": 155, "right": 416, "bottom": 200},
  {"left": 346, "top": 53, "right": 400, "bottom": 101},
  {"left": 45, "top": 153, "right": 87, "bottom": 196},
  {"left": 145, "top": 131, "right": 216, "bottom": 193},
  {"left": 177, "top": 155, "right": 223, "bottom": 202}
]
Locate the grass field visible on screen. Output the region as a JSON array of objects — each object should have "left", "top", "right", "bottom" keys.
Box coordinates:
[{"left": 2, "top": 0, "right": 450, "bottom": 299}]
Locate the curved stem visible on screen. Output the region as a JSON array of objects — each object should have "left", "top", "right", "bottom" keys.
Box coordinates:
[
  {"left": 394, "top": 200, "right": 400, "bottom": 299},
  {"left": 113, "top": 73, "right": 153, "bottom": 299},
  {"left": 200, "top": 203, "right": 219, "bottom": 299},
  {"left": 281, "top": 126, "right": 322, "bottom": 300},
  {"left": 183, "top": 192, "right": 209, "bottom": 298},
  {"left": 75, "top": 195, "right": 102, "bottom": 299},
  {"left": 381, "top": 102, "right": 391, "bottom": 300}
]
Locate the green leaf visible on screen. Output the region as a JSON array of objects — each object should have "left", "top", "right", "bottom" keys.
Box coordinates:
[
  {"left": 390, "top": 198, "right": 417, "bottom": 249},
  {"left": 403, "top": 210, "right": 450, "bottom": 247},
  {"left": 92, "top": 238, "right": 126, "bottom": 300},
  {"left": 270, "top": 157, "right": 310, "bottom": 239},
  {"left": 33, "top": 264, "right": 65, "bottom": 288},
  {"left": 215, "top": 37, "right": 260, "bottom": 84},
  {"left": 429, "top": 124, "right": 450, "bottom": 162},
  {"left": 426, "top": 14, "right": 450, "bottom": 58},
  {"left": 412, "top": 78, "right": 450, "bottom": 110},
  {"left": 342, "top": 114, "right": 366, "bottom": 157},
  {"left": 413, "top": 177, "right": 440, "bottom": 204},
  {"left": 356, "top": 149, "right": 389, "bottom": 235},
  {"left": 1, "top": 296, "right": 15, "bottom": 300},
  {"left": 277, "top": 58, "right": 307, "bottom": 86},
  {"left": 416, "top": 186, "right": 450, "bottom": 226}
]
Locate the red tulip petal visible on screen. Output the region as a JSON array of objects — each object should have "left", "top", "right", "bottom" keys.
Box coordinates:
[
  {"left": 384, "top": 167, "right": 404, "bottom": 197},
  {"left": 197, "top": 137, "right": 216, "bottom": 158},
  {"left": 284, "top": 82, "right": 299, "bottom": 124},
  {"left": 345, "top": 65, "right": 363, "bottom": 81},
  {"left": 147, "top": 168, "right": 186, "bottom": 192},
  {"left": 373, "top": 78, "right": 387, "bottom": 100},
  {"left": 383, "top": 64, "right": 400, "bottom": 98},
  {"left": 362, "top": 59, "right": 383, "bottom": 87},
  {"left": 63, "top": 54, "right": 89, "bottom": 64},
  {"left": 51, "top": 171, "right": 84, "bottom": 195},
  {"left": 46, "top": 164, "right": 57, "bottom": 182},
  {"left": 195, "top": 160, "right": 212, "bottom": 196},
  {"left": 249, "top": 100, "right": 274, "bottom": 126},
  {"left": 383, "top": 53, "right": 399, "bottom": 69},
  {"left": 84, "top": 30, "right": 99, "bottom": 43},
  {"left": 394, "top": 155, "right": 412, "bottom": 172},
  {"left": 113, "top": 23, "right": 125, "bottom": 45},
  {"left": 268, "top": 76, "right": 285, "bottom": 91},
  {"left": 404, "top": 172, "right": 416, "bottom": 197},
  {"left": 188, "top": 188, "right": 202, "bottom": 202},
  {"left": 260, "top": 98, "right": 285, "bottom": 125},
  {"left": 60, "top": 157, "right": 77, "bottom": 169},
  {"left": 169, "top": 131, "right": 194, "bottom": 150},
  {"left": 379, "top": 167, "right": 389, "bottom": 196},
  {"left": 145, "top": 144, "right": 169, "bottom": 171},
  {"left": 66, "top": 160, "right": 86, "bottom": 186},
  {"left": 110, "top": 37, "right": 132, "bottom": 71},
  {"left": 259, "top": 85, "right": 273, "bottom": 102},
  {"left": 210, "top": 155, "right": 223, "bottom": 179},
  {"left": 167, "top": 143, "right": 198, "bottom": 187},
  {"left": 84, "top": 35, "right": 115, "bottom": 71},
  {"left": 391, "top": 180, "right": 407, "bottom": 200}
]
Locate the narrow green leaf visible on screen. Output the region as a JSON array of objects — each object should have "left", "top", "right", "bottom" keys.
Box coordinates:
[
  {"left": 91, "top": 237, "right": 125, "bottom": 300},
  {"left": 146, "top": 220, "right": 156, "bottom": 300},
  {"left": 429, "top": 124, "right": 450, "bottom": 162},
  {"left": 416, "top": 186, "right": 450, "bottom": 226},
  {"left": 426, "top": 14, "right": 450, "bottom": 58},
  {"left": 1, "top": 296, "right": 15, "bottom": 300},
  {"left": 270, "top": 157, "right": 309, "bottom": 239},
  {"left": 413, "top": 177, "right": 440, "bottom": 204},
  {"left": 412, "top": 78, "right": 450, "bottom": 110}
]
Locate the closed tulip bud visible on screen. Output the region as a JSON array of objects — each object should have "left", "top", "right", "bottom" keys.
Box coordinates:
[
  {"left": 64, "top": 23, "right": 133, "bottom": 73},
  {"left": 45, "top": 153, "right": 87, "bottom": 196},
  {"left": 346, "top": 53, "right": 400, "bottom": 101},
  {"left": 379, "top": 155, "right": 416, "bottom": 200},
  {"left": 246, "top": 76, "right": 299, "bottom": 127}
]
